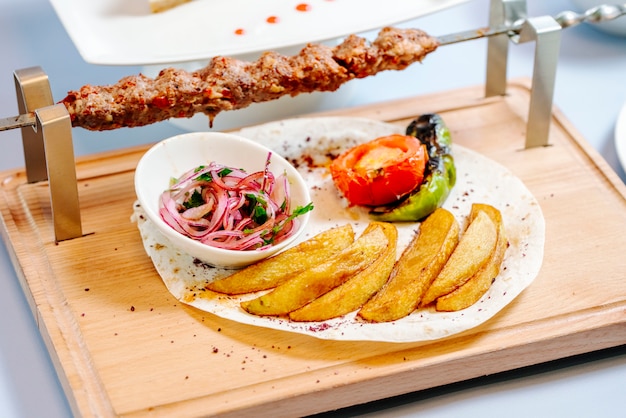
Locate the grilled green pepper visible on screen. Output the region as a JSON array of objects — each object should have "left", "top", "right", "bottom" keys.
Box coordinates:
[{"left": 370, "top": 113, "right": 456, "bottom": 222}]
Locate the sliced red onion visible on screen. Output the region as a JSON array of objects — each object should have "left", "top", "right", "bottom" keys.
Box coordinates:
[{"left": 158, "top": 152, "right": 307, "bottom": 251}]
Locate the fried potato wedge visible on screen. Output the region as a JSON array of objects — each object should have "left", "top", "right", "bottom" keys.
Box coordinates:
[
  {"left": 421, "top": 209, "right": 498, "bottom": 307},
  {"left": 358, "top": 208, "right": 459, "bottom": 323},
  {"left": 289, "top": 222, "right": 398, "bottom": 322},
  {"left": 436, "top": 203, "right": 508, "bottom": 311},
  {"left": 241, "top": 223, "right": 390, "bottom": 316},
  {"left": 206, "top": 224, "right": 355, "bottom": 295}
]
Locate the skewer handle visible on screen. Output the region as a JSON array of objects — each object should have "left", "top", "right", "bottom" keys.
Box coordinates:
[{"left": 555, "top": 3, "right": 626, "bottom": 29}]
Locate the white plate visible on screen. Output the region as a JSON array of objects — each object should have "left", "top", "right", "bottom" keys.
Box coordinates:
[
  {"left": 49, "top": 0, "right": 469, "bottom": 65},
  {"left": 616, "top": 100, "right": 626, "bottom": 172},
  {"left": 133, "top": 117, "right": 545, "bottom": 342}
]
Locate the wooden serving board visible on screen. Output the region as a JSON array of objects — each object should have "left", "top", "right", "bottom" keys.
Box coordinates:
[{"left": 1, "top": 80, "right": 625, "bottom": 418}]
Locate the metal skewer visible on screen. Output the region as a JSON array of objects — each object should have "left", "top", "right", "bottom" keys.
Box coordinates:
[
  {"left": 437, "top": 2, "right": 626, "bottom": 46},
  {"left": 0, "top": 112, "right": 35, "bottom": 131},
  {"left": 0, "top": 3, "right": 624, "bottom": 134}
]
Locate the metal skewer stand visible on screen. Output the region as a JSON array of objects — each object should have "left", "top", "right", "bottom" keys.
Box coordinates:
[
  {"left": 13, "top": 67, "right": 82, "bottom": 242},
  {"left": 486, "top": 0, "right": 561, "bottom": 149}
]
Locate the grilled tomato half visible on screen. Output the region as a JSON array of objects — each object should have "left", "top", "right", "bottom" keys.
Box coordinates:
[{"left": 330, "top": 134, "right": 428, "bottom": 206}]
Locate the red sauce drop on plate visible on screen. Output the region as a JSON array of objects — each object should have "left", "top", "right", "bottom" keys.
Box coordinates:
[
  {"left": 234, "top": 1, "right": 335, "bottom": 36},
  {"left": 296, "top": 3, "right": 311, "bottom": 12}
]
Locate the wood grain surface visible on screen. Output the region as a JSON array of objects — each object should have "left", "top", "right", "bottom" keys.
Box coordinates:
[{"left": 1, "top": 80, "right": 625, "bottom": 417}]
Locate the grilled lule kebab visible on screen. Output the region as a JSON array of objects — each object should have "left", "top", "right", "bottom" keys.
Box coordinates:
[{"left": 60, "top": 27, "right": 439, "bottom": 131}]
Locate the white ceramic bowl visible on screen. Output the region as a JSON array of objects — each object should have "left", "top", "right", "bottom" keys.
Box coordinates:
[
  {"left": 570, "top": 0, "right": 626, "bottom": 37},
  {"left": 135, "top": 131, "right": 312, "bottom": 269}
]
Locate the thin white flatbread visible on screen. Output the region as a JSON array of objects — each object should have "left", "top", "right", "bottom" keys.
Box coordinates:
[{"left": 132, "top": 117, "right": 545, "bottom": 342}]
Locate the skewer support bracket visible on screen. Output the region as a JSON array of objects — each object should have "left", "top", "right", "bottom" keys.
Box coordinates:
[
  {"left": 13, "top": 67, "right": 82, "bottom": 241},
  {"left": 486, "top": 0, "right": 561, "bottom": 148}
]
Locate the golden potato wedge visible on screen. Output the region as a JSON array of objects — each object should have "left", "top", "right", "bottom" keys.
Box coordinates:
[
  {"left": 436, "top": 204, "right": 508, "bottom": 311},
  {"left": 358, "top": 208, "right": 460, "bottom": 323},
  {"left": 421, "top": 209, "right": 498, "bottom": 307},
  {"left": 206, "top": 224, "right": 354, "bottom": 295},
  {"left": 241, "top": 223, "right": 390, "bottom": 316},
  {"left": 289, "top": 222, "right": 398, "bottom": 322}
]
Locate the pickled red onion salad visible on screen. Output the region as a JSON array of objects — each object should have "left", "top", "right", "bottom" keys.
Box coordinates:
[{"left": 159, "top": 153, "right": 313, "bottom": 251}]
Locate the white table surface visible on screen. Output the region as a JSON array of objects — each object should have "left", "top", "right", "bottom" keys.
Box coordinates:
[{"left": 1, "top": 0, "right": 625, "bottom": 417}]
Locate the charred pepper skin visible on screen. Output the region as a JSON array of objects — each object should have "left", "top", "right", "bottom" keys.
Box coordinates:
[{"left": 370, "top": 113, "right": 456, "bottom": 222}]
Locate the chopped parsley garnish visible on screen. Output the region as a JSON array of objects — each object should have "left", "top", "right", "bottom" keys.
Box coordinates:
[
  {"left": 276, "top": 202, "right": 314, "bottom": 231},
  {"left": 182, "top": 190, "right": 205, "bottom": 209},
  {"left": 244, "top": 193, "right": 268, "bottom": 225},
  {"left": 194, "top": 167, "right": 234, "bottom": 182}
]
